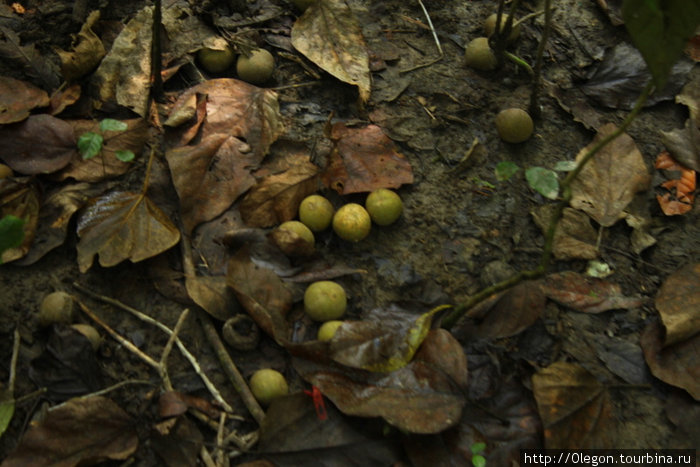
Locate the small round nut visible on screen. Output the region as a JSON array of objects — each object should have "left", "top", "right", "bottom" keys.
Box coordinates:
[
  {"left": 484, "top": 14, "right": 521, "bottom": 43},
  {"left": 299, "top": 195, "right": 334, "bottom": 232},
  {"left": 365, "top": 189, "right": 403, "bottom": 226},
  {"left": 317, "top": 320, "right": 344, "bottom": 341},
  {"left": 249, "top": 369, "right": 288, "bottom": 406},
  {"left": 197, "top": 46, "right": 235, "bottom": 73},
  {"left": 38, "top": 291, "right": 75, "bottom": 327},
  {"left": 332, "top": 203, "right": 371, "bottom": 242},
  {"left": 304, "top": 281, "right": 347, "bottom": 321},
  {"left": 495, "top": 108, "right": 534, "bottom": 143},
  {"left": 464, "top": 37, "right": 497, "bottom": 71},
  {"left": 236, "top": 49, "right": 275, "bottom": 85},
  {"left": 0, "top": 163, "right": 13, "bottom": 179}
]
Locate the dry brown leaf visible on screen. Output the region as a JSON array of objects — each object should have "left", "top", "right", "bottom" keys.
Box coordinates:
[
  {"left": 56, "top": 10, "right": 106, "bottom": 82},
  {"left": 532, "top": 361, "right": 618, "bottom": 448},
  {"left": 531, "top": 206, "right": 599, "bottom": 260},
  {"left": 541, "top": 271, "right": 645, "bottom": 313},
  {"left": 655, "top": 263, "right": 700, "bottom": 346},
  {"left": 0, "top": 114, "right": 76, "bottom": 175},
  {"left": 0, "top": 26, "right": 61, "bottom": 89},
  {"left": 570, "top": 123, "right": 651, "bottom": 226},
  {"left": 49, "top": 83, "right": 81, "bottom": 116},
  {"left": 185, "top": 275, "right": 236, "bottom": 321},
  {"left": 76, "top": 190, "right": 181, "bottom": 273},
  {"left": 291, "top": 0, "right": 371, "bottom": 102},
  {"left": 0, "top": 178, "right": 39, "bottom": 263},
  {"left": 0, "top": 76, "right": 49, "bottom": 124},
  {"left": 166, "top": 133, "right": 260, "bottom": 233},
  {"left": 641, "top": 322, "right": 700, "bottom": 400},
  {"left": 322, "top": 123, "right": 414, "bottom": 195}
]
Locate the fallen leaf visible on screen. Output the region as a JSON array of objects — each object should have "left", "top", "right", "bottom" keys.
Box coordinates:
[
  {"left": 322, "top": 123, "right": 414, "bottom": 195},
  {"left": 570, "top": 123, "right": 651, "bottom": 226},
  {"left": 541, "top": 271, "right": 645, "bottom": 313},
  {"left": 0, "top": 388, "right": 14, "bottom": 439},
  {"left": 661, "top": 119, "right": 700, "bottom": 173},
  {"left": 0, "top": 114, "right": 77, "bottom": 175},
  {"left": 2, "top": 396, "right": 137, "bottom": 466},
  {"left": 49, "top": 83, "right": 81, "bottom": 116},
  {"left": 654, "top": 151, "right": 696, "bottom": 215},
  {"left": 665, "top": 392, "right": 700, "bottom": 446},
  {"left": 0, "top": 26, "right": 61, "bottom": 89},
  {"left": 532, "top": 361, "right": 618, "bottom": 448},
  {"left": 56, "top": 10, "right": 106, "bottom": 81},
  {"left": 291, "top": 0, "right": 371, "bottom": 102},
  {"left": 76, "top": 190, "right": 181, "bottom": 273},
  {"left": 591, "top": 334, "right": 650, "bottom": 385},
  {"left": 166, "top": 134, "right": 260, "bottom": 233},
  {"left": 0, "top": 76, "right": 49, "bottom": 124},
  {"left": 0, "top": 178, "right": 39, "bottom": 263},
  {"left": 655, "top": 263, "right": 700, "bottom": 346},
  {"left": 531, "top": 206, "right": 599, "bottom": 260},
  {"left": 158, "top": 391, "right": 221, "bottom": 419},
  {"left": 151, "top": 416, "right": 202, "bottom": 467},
  {"left": 185, "top": 274, "right": 236, "bottom": 321},
  {"left": 641, "top": 321, "right": 700, "bottom": 400}
]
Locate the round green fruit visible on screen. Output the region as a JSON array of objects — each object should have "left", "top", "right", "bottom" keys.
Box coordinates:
[
  {"left": 250, "top": 369, "right": 289, "bottom": 406},
  {"left": 484, "top": 14, "right": 521, "bottom": 43},
  {"left": 365, "top": 189, "right": 403, "bottom": 226},
  {"left": 299, "top": 195, "right": 334, "bottom": 232},
  {"left": 332, "top": 203, "right": 371, "bottom": 242},
  {"left": 304, "top": 281, "right": 347, "bottom": 321},
  {"left": 464, "top": 37, "right": 497, "bottom": 71},
  {"left": 197, "top": 46, "right": 235, "bottom": 73},
  {"left": 236, "top": 49, "right": 275, "bottom": 85},
  {"left": 317, "top": 320, "right": 343, "bottom": 341},
  {"left": 495, "top": 108, "right": 534, "bottom": 143},
  {"left": 278, "top": 220, "right": 315, "bottom": 247}
]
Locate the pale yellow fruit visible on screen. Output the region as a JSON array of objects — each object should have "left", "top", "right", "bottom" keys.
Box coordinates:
[
  {"left": 484, "top": 14, "right": 521, "bottom": 43},
  {"left": 332, "top": 203, "right": 371, "bottom": 242},
  {"left": 197, "top": 46, "right": 235, "bottom": 73},
  {"left": 278, "top": 220, "right": 315, "bottom": 247},
  {"left": 304, "top": 281, "right": 347, "bottom": 321},
  {"left": 299, "top": 195, "right": 334, "bottom": 232},
  {"left": 317, "top": 320, "right": 343, "bottom": 341},
  {"left": 236, "top": 49, "right": 275, "bottom": 85},
  {"left": 38, "top": 291, "right": 75, "bottom": 327},
  {"left": 249, "top": 369, "right": 289, "bottom": 406},
  {"left": 464, "top": 37, "right": 497, "bottom": 71},
  {"left": 365, "top": 189, "right": 403, "bottom": 226},
  {"left": 0, "top": 163, "right": 13, "bottom": 179},
  {"left": 71, "top": 324, "right": 102, "bottom": 351},
  {"left": 495, "top": 108, "right": 534, "bottom": 143}
]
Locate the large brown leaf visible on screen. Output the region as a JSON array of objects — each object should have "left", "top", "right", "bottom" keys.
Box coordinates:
[
  {"left": 531, "top": 206, "right": 599, "bottom": 260},
  {"left": 655, "top": 263, "right": 700, "bottom": 346},
  {"left": 291, "top": 0, "right": 371, "bottom": 102},
  {"left": 0, "top": 178, "right": 39, "bottom": 263},
  {"left": 2, "top": 396, "right": 137, "bottom": 466},
  {"left": 0, "top": 114, "right": 76, "bottom": 175},
  {"left": 532, "top": 361, "right": 618, "bottom": 448},
  {"left": 56, "top": 10, "right": 106, "bottom": 82},
  {"left": 322, "top": 123, "right": 413, "bottom": 195},
  {"left": 166, "top": 133, "right": 260, "bottom": 233},
  {"left": 76, "top": 191, "right": 181, "bottom": 273},
  {"left": 541, "top": 271, "right": 645, "bottom": 313},
  {"left": 569, "top": 123, "right": 650, "bottom": 226},
  {"left": 0, "top": 76, "right": 49, "bottom": 124}
]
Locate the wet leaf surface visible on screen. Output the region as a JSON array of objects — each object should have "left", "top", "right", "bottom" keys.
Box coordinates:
[
  {"left": 570, "top": 123, "right": 651, "bottom": 226},
  {"left": 541, "top": 271, "right": 645, "bottom": 313},
  {"left": 291, "top": 0, "right": 371, "bottom": 102},
  {"left": 2, "top": 396, "right": 137, "bottom": 467},
  {"left": 0, "top": 76, "right": 48, "bottom": 124},
  {"left": 532, "top": 361, "right": 617, "bottom": 448},
  {"left": 0, "top": 114, "right": 76, "bottom": 175},
  {"left": 655, "top": 263, "right": 700, "bottom": 346},
  {"left": 0, "top": 178, "right": 39, "bottom": 263},
  {"left": 76, "top": 190, "right": 181, "bottom": 273},
  {"left": 322, "top": 123, "right": 414, "bottom": 195}
]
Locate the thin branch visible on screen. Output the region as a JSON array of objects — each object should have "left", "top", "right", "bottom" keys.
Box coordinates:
[
  {"left": 8, "top": 327, "right": 20, "bottom": 395},
  {"left": 417, "top": 0, "right": 442, "bottom": 56},
  {"left": 159, "top": 308, "right": 190, "bottom": 392}
]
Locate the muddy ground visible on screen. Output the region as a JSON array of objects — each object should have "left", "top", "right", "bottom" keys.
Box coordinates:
[{"left": 0, "top": 0, "right": 698, "bottom": 465}]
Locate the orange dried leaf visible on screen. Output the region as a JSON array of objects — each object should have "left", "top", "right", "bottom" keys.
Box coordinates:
[{"left": 654, "top": 151, "right": 696, "bottom": 215}]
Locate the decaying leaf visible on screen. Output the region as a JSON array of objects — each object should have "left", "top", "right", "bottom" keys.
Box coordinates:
[
  {"left": 655, "top": 263, "right": 700, "bottom": 346},
  {"left": 654, "top": 151, "right": 696, "bottom": 215},
  {"left": 0, "top": 114, "right": 77, "bottom": 175},
  {"left": 641, "top": 322, "right": 700, "bottom": 400},
  {"left": 0, "top": 178, "right": 39, "bottom": 263},
  {"left": 0, "top": 76, "right": 49, "bottom": 124},
  {"left": 291, "top": 0, "right": 371, "bottom": 102},
  {"left": 49, "top": 83, "right": 82, "bottom": 116},
  {"left": 76, "top": 190, "right": 181, "bottom": 273},
  {"left": 0, "top": 26, "right": 61, "bottom": 89},
  {"left": 151, "top": 417, "right": 203, "bottom": 467},
  {"left": 185, "top": 274, "right": 236, "bottom": 321},
  {"left": 569, "top": 123, "right": 650, "bottom": 226},
  {"left": 56, "top": 10, "right": 106, "bottom": 82},
  {"left": 541, "top": 271, "right": 645, "bottom": 313},
  {"left": 531, "top": 205, "right": 599, "bottom": 260},
  {"left": 322, "top": 123, "right": 414, "bottom": 195},
  {"left": 532, "top": 361, "right": 618, "bottom": 448}
]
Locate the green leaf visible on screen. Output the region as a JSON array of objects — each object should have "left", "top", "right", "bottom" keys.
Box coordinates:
[
  {"left": 99, "top": 118, "right": 128, "bottom": 132},
  {"left": 495, "top": 161, "right": 519, "bottom": 181},
  {"left": 0, "top": 215, "right": 25, "bottom": 262},
  {"left": 0, "top": 398, "right": 15, "bottom": 438},
  {"left": 472, "top": 454, "right": 487, "bottom": 467},
  {"left": 471, "top": 442, "right": 486, "bottom": 454},
  {"left": 554, "top": 160, "right": 578, "bottom": 171},
  {"left": 115, "top": 150, "right": 135, "bottom": 162},
  {"left": 526, "top": 167, "right": 559, "bottom": 199},
  {"left": 78, "top": 132, "right": 103, "bottom": 159},
  {"left": 622, "top": 0, "right": 700, "bottom": 89}
]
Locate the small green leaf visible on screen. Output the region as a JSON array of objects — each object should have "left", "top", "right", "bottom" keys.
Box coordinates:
[
  {"left": 99, "top": 118, "right": 128, "bottom": 132},
  {"left": 495, "top": 161, "right": 519, "bottom": 181},
  {"left": 471, "top": 442, "right": 486, "bottom": 454},
  {"left": 115, "top": 150, "right": 135, "bottom": 162},
  {"left": 0, "top": 215, "right": 25, "bottom": 262},
  {"left": 0, "top": 398, "right": 15, "bottom": 438},
  {"left": 472, "top": 454, "right": 486, "bottom": 467},
  {"left": 526, "top": 167, "right": 559, "bottom": 199},
  {"left": 554, "top": 160, "right": 577, "bottom": 171},
  {"left": 78, "top": 132, "right": 103, "bottom": 159},
  {"left": 622, "top": 0, "right": 700, "bottom": 89}
]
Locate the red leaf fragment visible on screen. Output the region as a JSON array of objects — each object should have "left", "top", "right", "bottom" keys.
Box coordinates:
[
  {"left": 541, "top": 271, "right": 645, "bottom": 313},
  {"left": 654, "top": 151, "right": 696, "bottom": 215}
]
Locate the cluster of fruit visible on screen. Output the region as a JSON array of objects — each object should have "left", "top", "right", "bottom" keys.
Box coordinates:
[{"left": 197, "top": 46, "right": 275, "bottom": 85}]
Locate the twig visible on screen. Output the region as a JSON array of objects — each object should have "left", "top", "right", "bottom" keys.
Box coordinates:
[
  {"left": 159, "top": 308, "right": 190, "bottom": 392},
  {"left": 8, "top": 327, "right": 20, "bottom": 395},
  {"left": 504, "top": 51, "right": 534, "bottom": 77},
  {"left": 49, "top": 380, "right": 155, "bottom": 412},
  {"left": 529, "top": 0, "right": 552, "bottom": 117},
  {"left": 417, "top": 0, "right": 442, "bottom": 56}
]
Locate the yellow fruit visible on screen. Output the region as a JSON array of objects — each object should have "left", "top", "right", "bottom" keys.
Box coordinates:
[
  {"left": 464, "top": 37, "right": 497, "bottom": 71},
  {"left": 292, "top": 0, "right": 315, "bottom": 11},
  {"left": 484, "top": 14, "right": 521, "bottom": 43},
  {"left": 236, "top": 49, "right": 275, "bottom": 85},
  {"left": 299, "top": 195, "right": 334, "bottom": 232},
  {"left": 495, "top": 108, "right": 534, "bottom": 143},
  {"left": 0, "top": 163, "right": 13, "bottom": 179},
  {"left": 304, "top": 281, "right": 347, "bottom": 321},
  {"left": 197, "top": 46, "right": 235, "bottom": 73},
  {"left": 38, "top": 291, "right": 75, "bottom": 327},
  {"left": 249, "top": 369, "right": 289, "bottom": 406},
  {"left": 365, "top": 189, "right": 403, "bottom": 226},
  {"left": 332, "top": 203, "right": 371, "bottom": 242},
  {"left": 317, "top": 320, "right": 343, "bottom": 341},
  {"left": 278, "top": 220, "right": 315, "bottom": 247}
]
